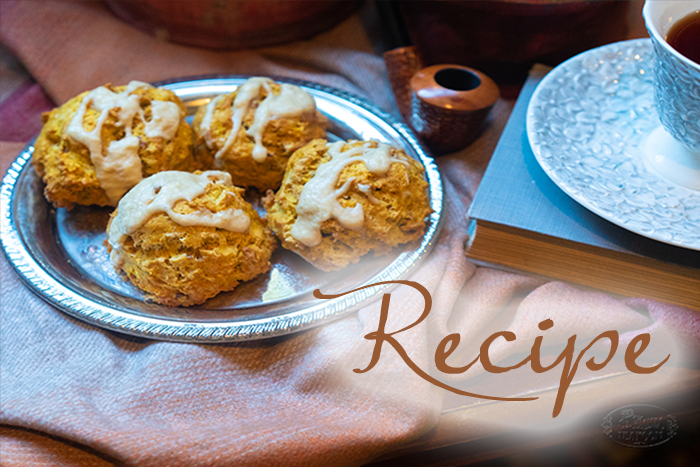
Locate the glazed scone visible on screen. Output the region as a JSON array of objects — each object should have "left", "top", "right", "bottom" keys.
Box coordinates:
[
  {"left": 265, "top": 139, "right": 432, "bottom": 271},
  {"left": 33, "top": 81, "right": 197, "bottom": 209},
  {"left": 192, "top": 77, "right": 327, "bottom": 191},
  {"left": 107, "top": 171, "right": 276, "bottom": 307}
]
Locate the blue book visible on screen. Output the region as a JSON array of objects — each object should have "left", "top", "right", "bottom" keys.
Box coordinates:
[{"left": 466, "top": 65, "right": 700, "bottom": 311}]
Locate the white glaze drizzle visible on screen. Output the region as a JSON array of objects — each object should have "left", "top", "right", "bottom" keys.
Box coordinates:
[
  {"left": 145, "top": 100, "right": 182, "bottom": 140},
  {"left": 201, "top": 77, "right": 316, "bottom": 164},
  {"left": 200, "top": 95, "right": 225, "bottom": 147},
  {"left": 65, "top": 81, "right": 183, "bottom": 204},
  {"left": 289, "top": 141, "right": 408, "bottom": 247},
  {"left": 107, "top": 170, "right": 250, "bottom": 266},
  {"left": 356, "top": 184, "right": 380, "bottom": 204},
  {"left": 246, "top": 82, "right": 315, "bottom": 162}
]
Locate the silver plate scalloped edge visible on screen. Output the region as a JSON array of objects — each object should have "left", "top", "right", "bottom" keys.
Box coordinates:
[
  {"left": 0, "top": 76, "right": 444, "bottom": 342},
  {"left": 527, "top": 39, "right": 700, "bottom": 250}
]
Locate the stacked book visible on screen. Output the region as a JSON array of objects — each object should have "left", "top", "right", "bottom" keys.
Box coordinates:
[{"left": 466, "top": 65, "right": 700, "bottom": 310}]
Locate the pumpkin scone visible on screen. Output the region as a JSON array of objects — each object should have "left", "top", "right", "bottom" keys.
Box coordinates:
[
  {"left": 264, "top": 139, "right": 432, "bottom": 271},
  {"left": 32, "top": 81, "right": 197, "bottom": 209},
  {"left": 192, "top": 77, "right": 327, "bottom": 191},
  {"left": 107, "top": 171, "right": 276, "bottom": 307}
]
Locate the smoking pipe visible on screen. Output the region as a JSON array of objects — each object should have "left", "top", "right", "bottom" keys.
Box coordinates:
[{"left": 384, "top": 46, "right": 500, "bottom": 155}]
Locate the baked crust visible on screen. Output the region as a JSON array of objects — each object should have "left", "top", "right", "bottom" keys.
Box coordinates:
[
  {"left": 32, "top": 84, "right": 197, "bottom": 209},
  {"left": 107, "top": 177, "right": 276, "bottom": 307},
  {"left": 265, "top": 139, "right": 432, "bottom": 271},
  {"left": 192, "top": 82, "right": 327, "bottom": 191}
]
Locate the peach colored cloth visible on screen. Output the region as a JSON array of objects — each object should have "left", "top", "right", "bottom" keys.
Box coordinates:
[{"left": 1, "top": 1, "right": 698, "bottom": 466}]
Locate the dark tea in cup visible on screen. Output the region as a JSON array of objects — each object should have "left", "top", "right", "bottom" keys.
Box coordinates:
[{"left": 667, "top": 10, "right": 700, "bottom": 65}]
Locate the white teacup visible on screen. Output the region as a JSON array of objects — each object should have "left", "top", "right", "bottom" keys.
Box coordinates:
[{"left": 643, "top": 0, "right": 700, "bottom": 190}]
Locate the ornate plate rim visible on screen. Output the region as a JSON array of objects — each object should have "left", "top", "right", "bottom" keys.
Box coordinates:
[
  {"left": 0, "top": 75, "right": 444, "bottom": 342},
  {"left": 526, "top": 39, "right": 700, "bottom": 251}
]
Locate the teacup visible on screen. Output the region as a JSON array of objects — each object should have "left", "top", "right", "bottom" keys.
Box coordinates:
[{"left": 643, "top": 0, "right": 700, "bottom": 190}]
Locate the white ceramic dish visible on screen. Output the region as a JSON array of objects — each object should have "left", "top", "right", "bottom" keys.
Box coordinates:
[{"left": 527, "top": 39, "right": 700, "bottom": 250}]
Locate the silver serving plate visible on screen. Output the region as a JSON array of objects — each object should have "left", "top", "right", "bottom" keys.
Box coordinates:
[{"left": 0, "top": 76, "right": 443, "bottom": 342}]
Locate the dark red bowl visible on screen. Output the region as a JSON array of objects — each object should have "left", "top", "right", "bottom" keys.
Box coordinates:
[{"left": 104, "top": 0, "right": 362, "bottom": 50}]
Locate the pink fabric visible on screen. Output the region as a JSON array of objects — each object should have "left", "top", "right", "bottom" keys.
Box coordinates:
[
  {"left": 0, "top": 81, "right": 55, "bottom": 142},
  {"left": 1, "top": 1, "right": 698, "bottom": 466},
  {"left": 0, "top": 0, "right": 393, "bottom": 111}
]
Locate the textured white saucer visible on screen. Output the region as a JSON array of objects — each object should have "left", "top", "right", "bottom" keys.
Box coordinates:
[{"left": 527, "top": 39, "right": 700, "bottom": 250}]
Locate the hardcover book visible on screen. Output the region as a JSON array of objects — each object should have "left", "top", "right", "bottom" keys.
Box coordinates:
[{"left": 466, "top": 65, "right": 700, "bottom": 311}]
